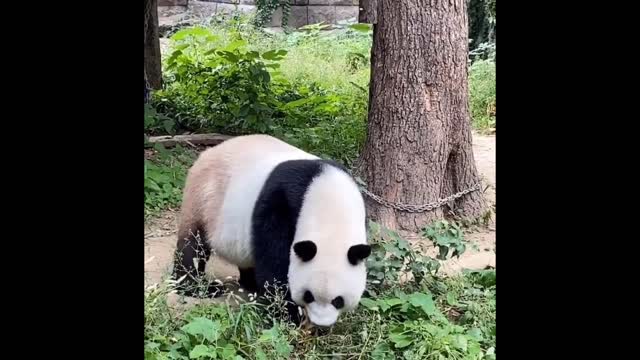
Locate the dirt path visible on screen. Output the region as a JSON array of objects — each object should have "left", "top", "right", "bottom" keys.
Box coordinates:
[{"left": 144, "top": 133, "right": 496, "bottom": 287}]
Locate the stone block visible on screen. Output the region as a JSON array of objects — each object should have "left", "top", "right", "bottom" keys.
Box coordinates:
[
  {"left": 159, "top": 0, "right": 188, "bottom": 6},
  {"left": 309, "top": 0, "right": 354, "bottom": 5},
  {"left": 189, "top": 1, "right": 218, "bottom": 18},
  {"left": 216, "top": 3, "right": 256, "bottom": 14},
  {"left": 269, "top": 6, "right": 283, "bottom": 26},
  {"left": 335, "top": 6, "right": 358, "bottom": 22},
  {"left": 308, "top": 5, "right": 335, "bottom": 24},
  {"left": 288, "top": 5, "right": 308, "bottom": 28}
]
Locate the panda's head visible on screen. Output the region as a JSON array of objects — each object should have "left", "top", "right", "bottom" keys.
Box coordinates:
[
  {"left": 287, "top": 165, "right": 371, "bottom": 327},
  {"left": 289, "top": 241, "right": 371, "bottom": 327}
]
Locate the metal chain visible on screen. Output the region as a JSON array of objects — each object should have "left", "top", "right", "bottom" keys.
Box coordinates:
[{"left": 358, "top": 182, "right": 482, "bottom": 213}]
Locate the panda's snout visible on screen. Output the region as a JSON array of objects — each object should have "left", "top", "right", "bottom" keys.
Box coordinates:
[{"left": 306, "top": 303, "right": 339, "bottom": 327}]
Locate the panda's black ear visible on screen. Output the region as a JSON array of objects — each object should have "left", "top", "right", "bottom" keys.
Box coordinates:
[
  {"left": 348, "top": 244, "right": 371, "bottom": 265},
  {"left": 293, "top": 241, "right": 317, "bottom": 262}
]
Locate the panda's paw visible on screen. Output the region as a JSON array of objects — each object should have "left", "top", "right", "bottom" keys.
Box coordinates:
[{"left": 286, "top": 303, "right": 303, "bottom": 326}]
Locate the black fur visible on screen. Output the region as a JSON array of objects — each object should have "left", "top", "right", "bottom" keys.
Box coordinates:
[
  {"left": 331, "top": 296, "right": 344, "bottom": 309},
  {"left": 172, "top": 225, "right": 223, "bottom": 297},
  {"left": 293, "top": 241, "right": 317, "bottom": 262},
  {"left": 238, "top": 268, "right": 258, "bottom": 294},
  {"left": 303, "top": 290, "right": 315, "bottom": 303},
  {"left": 347, "top": 244, "right": 372, "bottom": 265}
]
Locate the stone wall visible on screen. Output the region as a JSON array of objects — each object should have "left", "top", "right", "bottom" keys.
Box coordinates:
[{"left": 161, "top": 0, "right": 359, "bottom": 28}]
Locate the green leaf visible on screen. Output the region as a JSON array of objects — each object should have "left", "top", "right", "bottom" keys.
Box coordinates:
[
  {"left": 360, "top": 298, "right": 379, "bottom": 311},
  {"left": 409, "top": 292, "right": 436, "bottom": 315},
  {"left": 224, "top": 39, "right": 247, "bottom": 52},
  {"left": 218, "top": 51, "right": 240, "bottom": 63},
  {"left": 467, "top": 328, "right": 483, "bottom": 341},
  {"left": 145, "top": 178, "right": 161, "bottom": 192},
  {"left": 389, "top": 332, "right": 413, "bottom": 348},
  {"left": 172, "top": 27, "right": 211, "bottom": 41},
  {"left": 255, "top": 349, "right": 267, "bottom": 360},
  {"left": 189, "top": 344, "right": 216, "bottom": 359},
  {"left": 261, "top": 49, "right": 287, "bottom": 61},
  {"left": 453, "top": 335, "right": 468, "bottom": 352},
  {"left": 181, "top": 317, "right": 221, "bottom": 342},
  {"left": 284, "top": 97, "right": 312, "bottom": 109},
  {"left": 446, "top": 292, "right": 457, "bottom": 305},
  {"left": 386, "top": 298, "right": 404, "bottom": 307},
  {"left": 220, "top": 344, "right": 237, "bottom": 359},
  {"left": 371, "top": 342, "right": 392, "bottom": 359},
  {"left": 259, "top": 327, "right": 278, "bottom": 342}
]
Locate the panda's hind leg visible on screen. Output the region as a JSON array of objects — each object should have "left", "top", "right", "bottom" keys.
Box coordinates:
[
  {"left": 238, "top": 268, "right": 258, "bottom": 294},
  {"left": 172, "top": 226, "right": 223, "bottom": 298}
]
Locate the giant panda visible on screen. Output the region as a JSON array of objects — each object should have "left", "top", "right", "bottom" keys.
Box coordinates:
[{"left": 172, "top": 134, "right": 371, "bottom": 327}]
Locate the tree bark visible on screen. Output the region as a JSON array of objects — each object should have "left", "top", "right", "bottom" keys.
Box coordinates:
[
  {"left": 144, "top": 0, "right": 162, "bottom": 90},
  {"left": 356, "top": 0, "right": 486, "bottom": 232},
  {"left": 359, "top": 0, "right": 378, "bottom": 24}
]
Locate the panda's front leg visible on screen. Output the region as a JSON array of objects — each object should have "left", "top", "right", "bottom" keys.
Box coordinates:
[
  {"left": 253, "top": 261, "right": 303, "bottom": 326},
  {"left": 172, "top": 229, "right": 223, "bottom": 298}
]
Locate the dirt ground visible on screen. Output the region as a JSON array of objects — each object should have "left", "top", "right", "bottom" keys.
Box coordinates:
[{"left": 144, "top": 133, "right": 496, "bottom": 291}]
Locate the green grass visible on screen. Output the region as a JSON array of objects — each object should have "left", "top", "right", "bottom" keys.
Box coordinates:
[
  {"left": 469, "top": 60, "right": 496, "bottom": 132},
  {"left": 144, "top": 222, "right": 496, "bottom": 360}
]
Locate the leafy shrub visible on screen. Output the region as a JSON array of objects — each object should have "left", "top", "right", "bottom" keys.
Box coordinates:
[
  {"left": 153, "top": 24, "right": 369, "bottom": 166},
  {"left": 145, "top": 104, "right": 176, "bottom": 136},
  {"left": 144, "top": 146, "right": 195, "bottom": 218},
  {"left": 154, "top": 27, "right": 287, "bottom": 134}
]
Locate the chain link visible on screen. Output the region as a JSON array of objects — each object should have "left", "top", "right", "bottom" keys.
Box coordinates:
[{"left": 358, "top": 182, "right": 482, "bottom": 213}]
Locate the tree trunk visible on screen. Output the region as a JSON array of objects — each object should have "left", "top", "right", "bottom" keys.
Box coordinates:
[
  {"left": 355, "top": 0, "right": 486, "bottom": 232},
  {"left": 358, "top": 0, "right": 378, "bottom": 24},
  {"left": 144, "top": 0, "right": 162, "bottom": 90}
]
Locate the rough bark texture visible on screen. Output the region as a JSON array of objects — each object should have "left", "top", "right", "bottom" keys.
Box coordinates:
[
  {"left": 358, "top": 0, "right": 377, "bottom": 23},
  {"left": 144, "top": 0, "right": 163, "bottom": 90},
  {"left": 355, "top": 0, "right": 486, "bottom": 232}
]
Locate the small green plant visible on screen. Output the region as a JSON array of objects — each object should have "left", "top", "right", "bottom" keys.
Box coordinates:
[
  {"left": 145, "top": 104, "right": 176, "bottom": 136},
  {"left": 144, "top": 145, "right": 195, "bottom": 218},
  {"left": 366, "top": 221, "right": 441, "bottom": 295},
  {"left": 422, "top": 220, "right": 467, "bottom": 260}
]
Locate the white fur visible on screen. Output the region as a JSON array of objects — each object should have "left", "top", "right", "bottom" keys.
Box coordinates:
[
  {"left": 203, "top": 135, "right": 317, "bottom": 268},
  {"left": 288, "top": 165, "right": 368, "bottom": 327}
]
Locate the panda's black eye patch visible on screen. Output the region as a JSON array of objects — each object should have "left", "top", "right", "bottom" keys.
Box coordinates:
[
  {"left": 294, "top": 241, "right": 317, "bottom": 262},
  {"left": 303, "top": 290, "right": 315, "bottom": 303},
  {"left": 331, "top": 296, "right": 344, "bottom": 309}
]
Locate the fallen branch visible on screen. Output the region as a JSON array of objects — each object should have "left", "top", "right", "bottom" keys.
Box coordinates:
[{"left": 147, "top": 133, "right": 233, "bottom": 148}]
